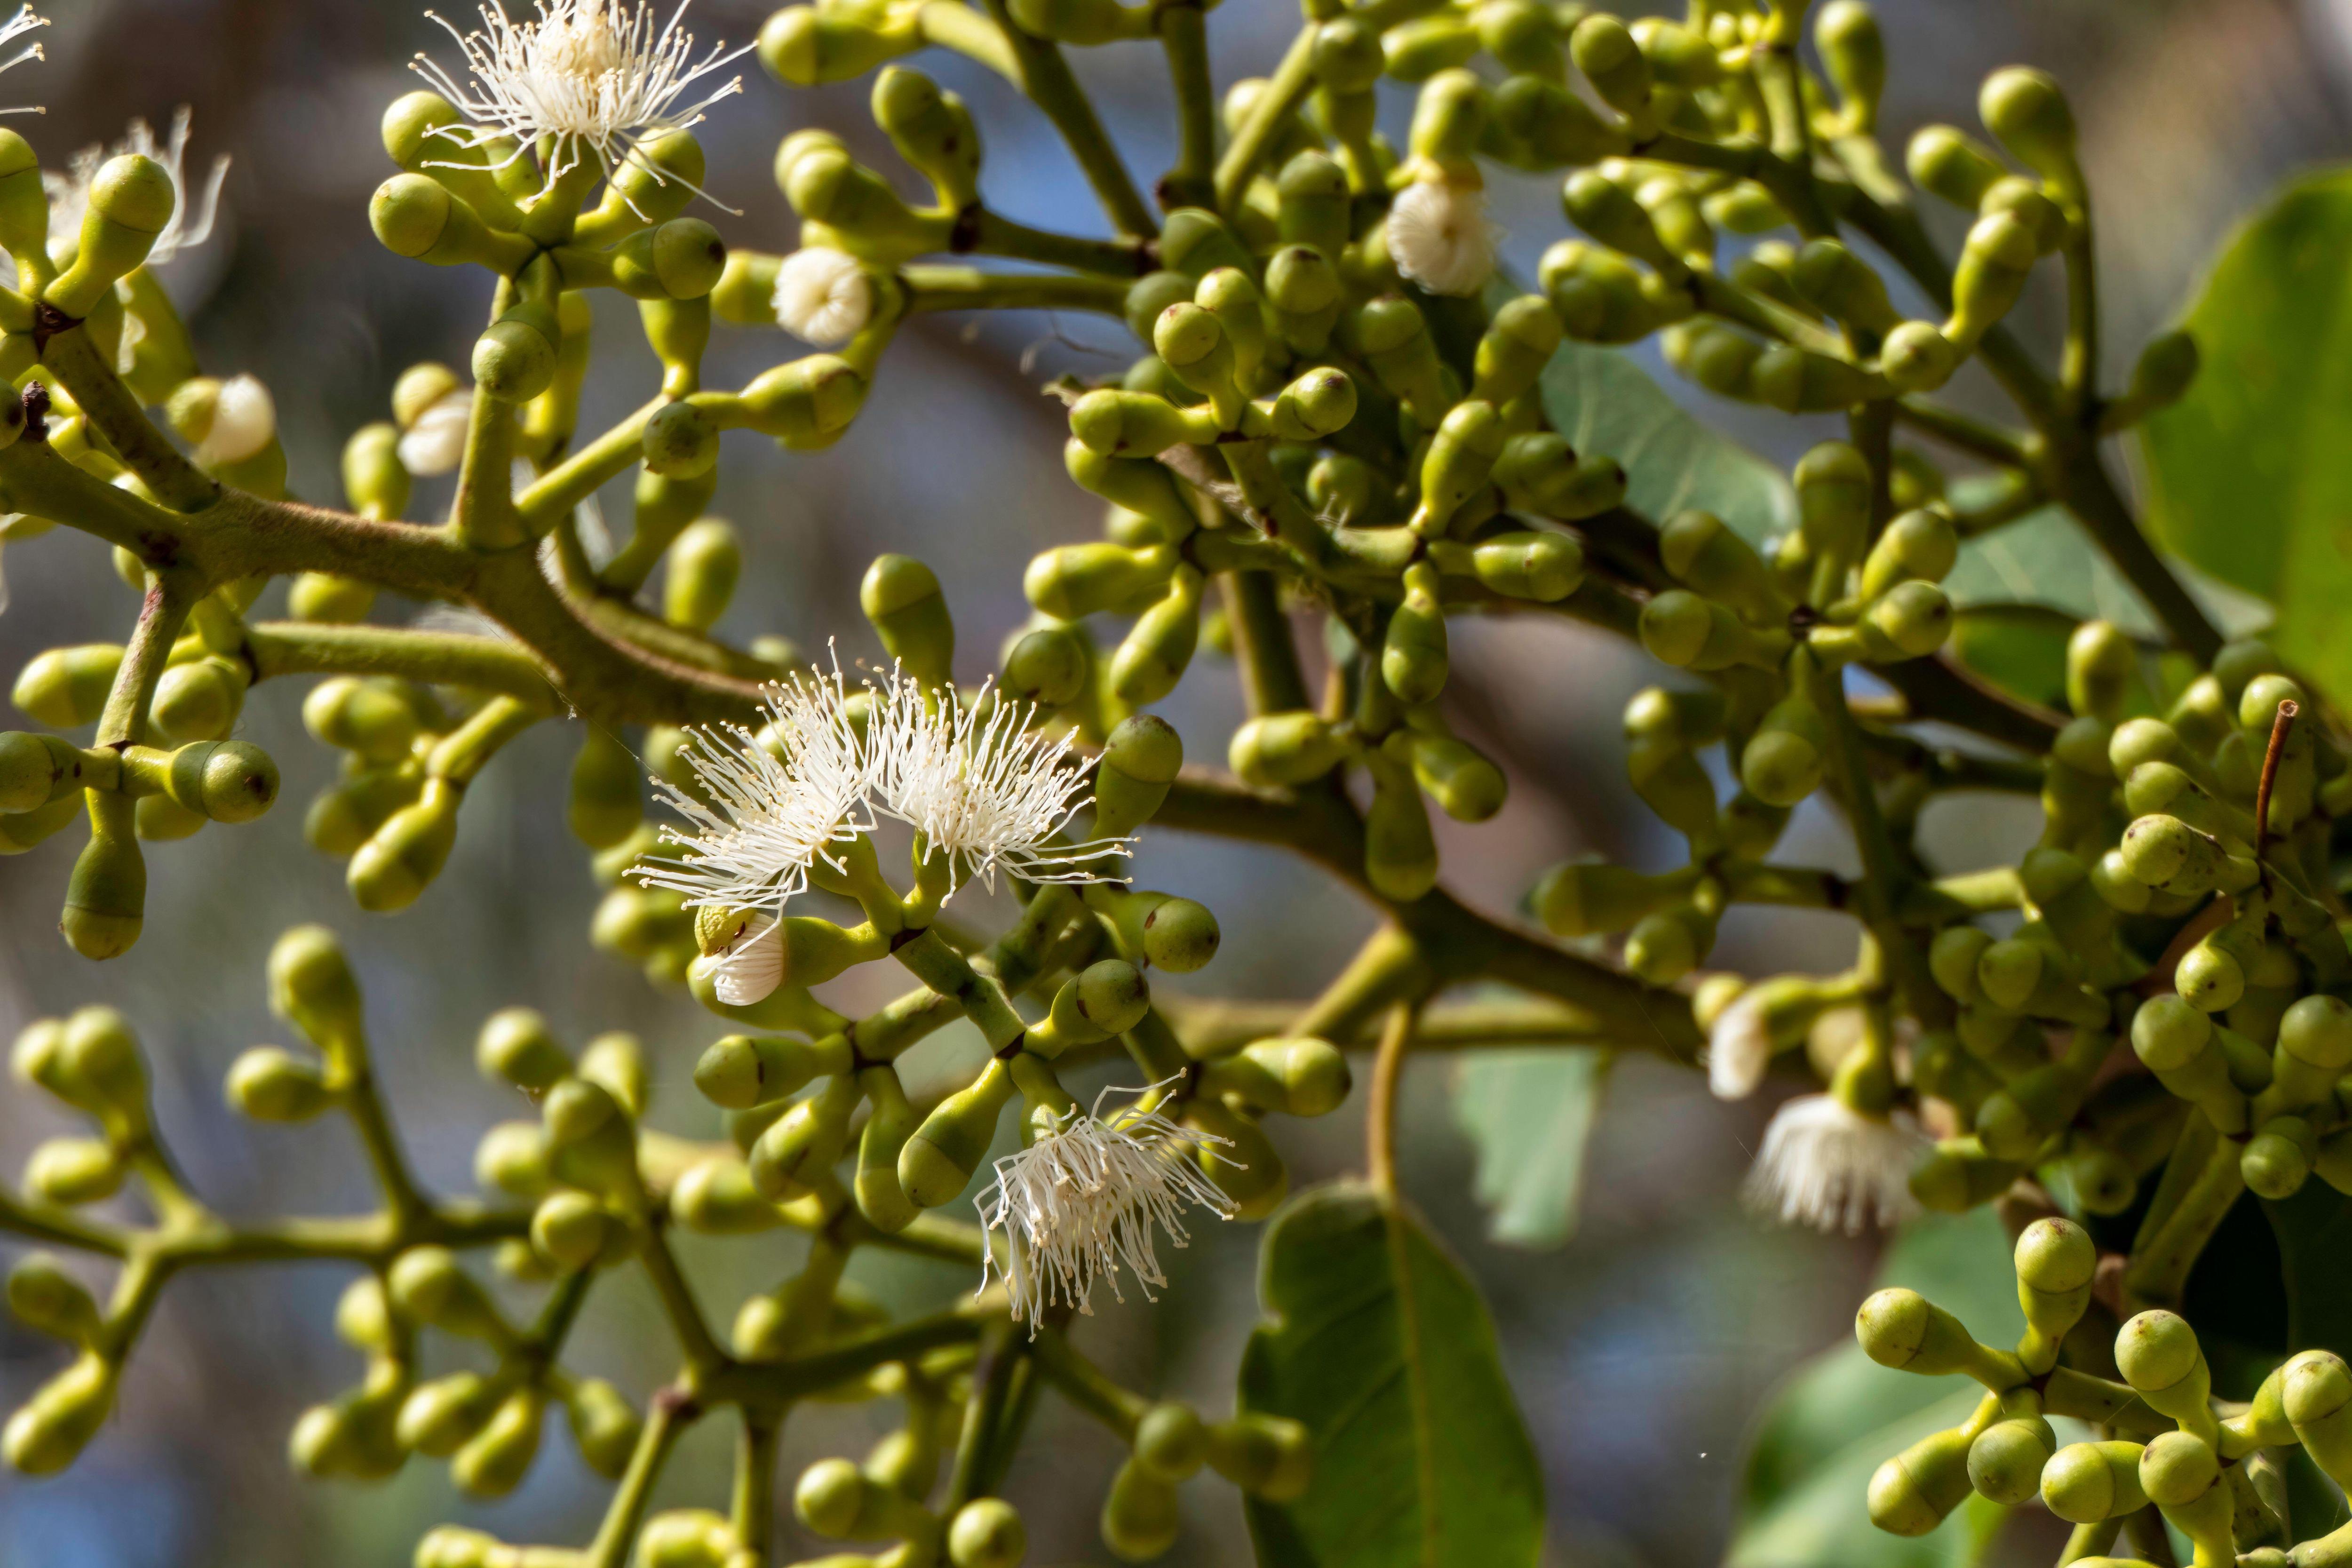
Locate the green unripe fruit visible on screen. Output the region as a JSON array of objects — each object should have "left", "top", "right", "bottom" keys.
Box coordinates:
[
  {"left": 7, "top": 1254, "right": 101, "bottom": 1345},
  {"left": 24, "top": 1137, "right": 124, "bottom": 1205},
  {"left": 1979, "top": 66, "right": 2078, "bottom": 190},
  {"left": 948, "top": 1498, "right": 1027, "bottom": 1568},
  {"left": 451, "top": 1389, "right": 542, "bottom": 1498},
  {"left": 14, "top": 644, "right": 123, "bottom": 729},
  {"left": 1867, "top": 1427, "right": 1974, "bottom": 1536},
  {"left": 2, "top": 1352, "right": 117, "bottom": 1475},
  {"left": 477, "top": 1007, "right": 570, "bottom": 1092},
  {"left": 227, "top": 1046, "right": 334, "bottom": 1121},
  {"left": 1102, "top": 1455, "right": 1182, "bottom": 1560},
  {"left": 2042, "top": 1441, "right": 2150, "bottom": 1523},
  {"left": 1968, "top": 1417, "right": 2055, "bottom": 1506}
]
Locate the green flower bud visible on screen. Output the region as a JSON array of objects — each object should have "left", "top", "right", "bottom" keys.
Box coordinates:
[
  {"left": 1025, "top": 542, "right": 1177, "bottom": 623},
  {"left": 859, "top": 553, "right": 957, "bottom": 685},
  {"left": 367, "top": 174, "right": 527, "bottom": 273},
  {"left": 641, "top": 398, "right": 719, "bottom": 479},
  {"left": 2, "top": 1352, "right": 117, "bottom": 1475},
  {"left": 7, "top": 1254, "right": 101, "bottom": 1346},
  {"left": 784, "top": 147, "right": 947, "bottom": 261},
  {"left": 758, "top": 4, "right": 911, "bottom": 87},
  {"left": 1569, "top": 14, "right": 1653, "bottom": 127},
  {"left": 947, "top": 1497, "right": 1026, "bottom": 1568},
  {"left": 2105, "top": 329, "right": 2199, "bottom": 431},
  {"left": 1638, "top": 590, "right": 1783, "bottom": 672},
  {"left": 1212, "top": 1038, "right": 1351, "bottom": 1118},
  {"left": 150, "top": 657, "right": 245, "bottom": 746},
  {"left": 609, "top": 218, "right": 725, "bottom": 303},
  {"left": 1817, "top": 1, "right": 1885, "bottom": 130},
  {"left": 1364, "top": 745, "right": 1438, "bottom": 901},
  {"left": 638, "top": 1509, "right": 736, "bottom": 1568},
  {"left": 473, "top": 301, "right": 559, "bottom": 404},
  {"left": 795, "top": 1457, "right": 875, "bottom": 1538},
  {"left": 2116, "top": 1309, "right": 2207, "bottom": 1407},
  {"left": 1867, "top": 1426, "right": 1975, "bottom": 1536},
  {"left": 565, "top": 725, "right": 642, "bottom": 852},
  {"left": 226, "top": 1045, "right": 334, "bottom": 1121},
  {"left": 2176, "top": 930, "right": 2247, "bottom": 1015},
  {"left": 1102, "top": 1454, "right": 1182, "bottom": 1560},
  {"left": 147, "top": 738, "right": 278, "bottom": 824},
  {"left": 1947, "top": 211, "right": 2039, "bottom": 349},
  {"left": 1095, "top": 714, "right": 1183, "bottom": 840},
  {"left": 398, "top": 1371, "right": 498, "bottom": 1457},
  {"left": 1625, "top": 733, "right": 1719, "bottom": 841},
  {"left": 1659, "top": 509, "right": 1785, "bottom": 621},
  {"left": 2062, "top": 620, "right": 2135, "bottom": 722},
  {"left": 1855, "top": 1287, "right": 2000, "bottom": 1377},
  {"left": 1069, "top": 387, "right": 1209, "bottom": 458},
  {"left": 1228, "top": 711, "right": 1346, "bottom": 788},
  {"left": 1248, "top": 365, "right": 1357, "bottom": 444},
  {"left": 1002, "top": 623, "right": 1091, "bottom": 709},
  {"left": 1979, "top": 67, "right": 2079, "bottom": 192},
  {"left": 0, "top": 797, "right": 77, "bottom": 859},
  {"left": 668, "top": 1156, "right": 780, "bottom": 1235},
  {"left": 1405, "top": 729, "right": 1506, "bottom": 823},
  {"left": 1863, "top": 580, "right": 1955, "bottom": 660},
  {"left": 1492, "top": 431, "right": 1627, "bottom": 518},
  {"left": 1968, "top": 1416, "right": 2055, "bottom": 1505},
  {"left": 477, "top": 1006, "right": 570, "bottom": 1093},
  {"left": 735, "top": 354, "right": 868, "bottom": 447},
  {"left": 531, "top": 1189, "right": 613, "bottom": 1271},
  {"left": 0, "top": 730, "right": 72, "bottom": 814},
  {"left": 1533, "top": 859, "right": 1694, "bottom": 938},
  {"left": 413, "top": 1526, "right": 506, "bottom": 1568},
  {"left": 850, "top": 1064, "right": 921, "bottom": 1234},
  {"left": 1382, "top": 15, "right": 1479, "bottom": 81},
  {"left": 1859, "top": 508, "right": 1958, "bottom": 600},
  {"left": 389, "top": 1246, "right": 505, "bottom": 1339},
  {"left": 2042, "top": 1440, "right": 2150, "bottom": 1523},
  {"left": 1408, "top": 400, "right": 1505, "bottom": 537},
  {"left": 451, "top": 1388, "right": 542, "bottom": 1498},
  {"left": 475, "top": 1120, "right": 551, "bottom": 1201},
  {"left": 584, "top": 1035, "right": 648, "bottom": 1119},
  {"left": 694, "top": 1032, "right": 848, "bottom": 1110},
  {"left": 14, "top": 643, "right": 123, "bottom": 729},
  {"left": 1492, "top": 74, "right": 1627, "bottom": 169},
  {"left": 24, "top": 1137, "right": 123, "bottom": 1205},
  {"left": 1454, "top": 529, "right": 1586, "bottom": 604},
  {"left": 1275, "top": 151, "right": 1348, "bottom": 260},
  {"left": 1110, "top": 565, "right": 1203, "bottom": 707},
  {"left": 1066, "top": 442, "right": 1195, "bottom": 543},
  {"left": 1206, "top": 1413, "right": 1312, "bottom": 1500},
  {"left": 1562, "top": 170, "right": 1676, "bottom": 275},
  {"left": 303, "top": 677, "right": 421, "bottom": 763},
  {"left": 2244, "top": 1115, "right": 2317, "bottom": 1200},
  {"left": 1740, "top": 696, "right": 1826, "bottom": 808},
  {"left": 1910, "top": 1135, "right": 2024, "bottom": 1212},
  {"left": 1351, "top": 294, "right": 1447, "bottom": 424},
  {"left": 749, "top": 1072, "right": 862, "bottom": 1199},
  {"left": 2137, "top": 1428, "right": 2218, "bottom": 1510},
  {"left": 1879, "top": 320, "right": 1959, "bottom": 392},
  {"left": 1381, "top": 562, "right": 1449, "bottom": 705},
  {"left": 1184, "top": 1095, "right": 1287, "bottom": 1219},
  {"left": 1624, "top": 904, "right": 1713, "bottom": 986},
  {"left": 1792, "top": 238, "right": 1898, "bottom": 334},
  {"left": 1795, "top": 439, "right": 1872, "bottom": 567},
  {"left": 1039, "top": 958, "right": 1152, "bottom": 1048},
  {"left": 348, "top": 777, "right": 461, "bottom": 913},
  {"left": 1907, "top": 125, "right": 2006, "bottom": 209},
  {"left": 46, "top": 155, "right": 174, "bottom": 318}
]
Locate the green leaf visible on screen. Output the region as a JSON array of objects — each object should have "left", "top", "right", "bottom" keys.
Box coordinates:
[
  {"left": 1947, "top": 604, "right": 2072, "bottom": 713},
  {"left": 1450, "top": 1048, "right": 1610, "bottom": 1249},
  {"left": 1728, "top": 1209, "right": 2021, "bottom": 1568},
  {"left": 2266, "top": 1184, "right": 2352, "bottom": 1362},
  {"left": 1239, "top": 1181, "right": 1546, "bottom": 1568},
  {"left": 1538, "top": 341, "right": 1796, "bottom": 541},
  {"left": 2141, "top": 169, "right": 2352, "bottom": 686}
]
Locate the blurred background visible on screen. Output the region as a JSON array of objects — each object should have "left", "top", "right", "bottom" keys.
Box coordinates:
[{"left": 0, "top": 0, "right": 2342, "bottom": 1562}]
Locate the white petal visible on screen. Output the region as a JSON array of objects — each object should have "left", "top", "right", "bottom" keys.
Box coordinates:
[
  {"left": 1706, "top": 989, "right": 1774, "bottom": 1101},
  {"left": 198, "top": 374, "right": 276, "bottom": 466},
  {"left": 771, "top": 247, "right": 872, "bottom": 347},
  {"left": 397, "top": 390, "right": 473, "bottom": 476},
  {"left": 710, "top": 919, "right": 786, "bottom": 1006},
  {"left": 1387, "top": 180, "right": 1498, "bottom": 298}
]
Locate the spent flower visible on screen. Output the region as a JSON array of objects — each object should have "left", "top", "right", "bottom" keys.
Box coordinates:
[
  {"left": 44, "top": 106, "right": 229, "bottom": 266},
  {"left": 977, "top": 1086, "right": 1236, "bottom": 1333},
  {"left": 1742, "top": 1094, "right": 1926, "bottom": 1236},
  {"left": 0, "top": 7, "right": 42, "bottom": 116},
  {"left": 1385, "top": 176, "right": 1497, "bottom": 297}
]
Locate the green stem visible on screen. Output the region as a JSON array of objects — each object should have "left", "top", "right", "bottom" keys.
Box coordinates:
[
  {"left": 39, "top": 324, "right": 217, "bottom": 512},
  {"left": 917, "top": 0, "right": 1022, "bottom": 81},
  {"left": 1157, "top": 2, "right": 1216, "bottom": 210},
  {"left": 582, "top": 1386, "right": 698, "bottom": 1568},
  {"left": 959, "top": 214, "right": 1153, "bottom": 277},
  {"left": 96, "top": 573, "right": 197, "bottom": 748},
  {"left": 246, "top": 621, "right": 559, "bottom": 709},
  {"left": 946, "top": 1323, "right": 1023, "bottom": 1507},
  {"left": 902, "top": 264, "right": 1133, "bottom": 316},
  {"left": 731, "top": 1407, "right": 782, "bottom": 1560},
  {"left": 1027, "top": 1329, "right": 1146, "bottom": 1438},
  {"left": 1894, "top": 398, "right": 2035, "bottom": 469},
  {"left": 2122, "top": 1121, "right": 2245, "bottom": 1309},
  {"left": 1214, "top": 23, "right": 1317, "bottom": 215},
  {"left": 981, "top": 0, "right": 1156, "bottom": 238},
  {"left": 1221, "top": 570, "right": 1311, "bottom": 715},
  {"left": 638, "top": 1220, "right": 727, "bottom": 1376}
]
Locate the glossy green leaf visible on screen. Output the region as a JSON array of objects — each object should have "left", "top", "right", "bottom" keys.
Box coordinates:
[
  {"left": 1451, "top": 1048, "right": 1610, "bottom": 1249},
  {"left": 1539, "top": 342, "right": 1796, "bottom": 541},
  {"left": 1240, "top": 1181, "right": 1545, "bottom": 1568},
  {"left": 2141, "top": 169, "right": 2352, "bottom": 683},
  {"left": 1728, "top": 1209, "right": 2020, "bottom": 1568}
]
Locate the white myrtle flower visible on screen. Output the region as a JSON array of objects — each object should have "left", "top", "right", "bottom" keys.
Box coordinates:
[
  {"left": 1386, "top": 177, "right": 1498, "bottom": 298},
  {"left": 1742, "top": 1094, "right": 1927, "bottom": 1236},
  {"left": 44, "top": 106, "right": 230, "bottom": 267},
  {"left": 0, "top": 8, "right": 44, "bottom": 117},
  {"left": 1706, "top": 987, "right": 1774, "bottom": 1101},
  {"left": 770, "top": 247, "right": 872, "bottom": 347},
  {"left": 412, "top": 0, "right": 751, "bottom": 204},
  {"left": 397, "top": 388, "right": 474, "bottom": 476},
  {"left": 866, "top": 669, "right": 1128, "bottom": 891},
  {"left": 196, "top": 373, "right": 276, "bottom": 467},
  {"left": 977, "top": 1086, "right": 1236, "bottom": 1333},
  {"left": 633, "top": 662, "right": 873, "bottom": 914}
]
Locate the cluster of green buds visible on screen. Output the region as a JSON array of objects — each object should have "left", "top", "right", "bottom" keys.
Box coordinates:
[{"left": 1859, "top": 1215, "right": 2352, "bottom": 1565}]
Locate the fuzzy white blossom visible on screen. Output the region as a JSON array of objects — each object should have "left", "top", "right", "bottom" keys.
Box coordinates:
[
  {"left": 866, "top": 669, "right": 1128, "bottom": 890},
  {"left": 1743, "top": 1095, "right": 1927, "bottom": 1236},
  {"left": 0, "top": 8, "right": 43, "bottom": 117},
  {"left": 978, "top": 1087, "right": 1236, "bottom": 1333},
  {"left": 397, "top": 388, "right": 474, "bottom": 476},
  {"left": 1386, "top": 177, "right": 1497, "bottom": 297},
  {"left": 196, "top": 374, "right": 276, "bottom": 467},
  {"left": 634, "top": 663, "right": 873, "bottom": 915},
  {"left": 413, "top": 0, "right": 750, "bottom": 199},
  {"left": 770, "top": 247, "right": 871, "bottom": 347},
  {"left": 45, "top": 106, "right": 229, "bottom": 267},
  {"left": 1706, "top": 987, "right": 1774, "bottom": 1101}
]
